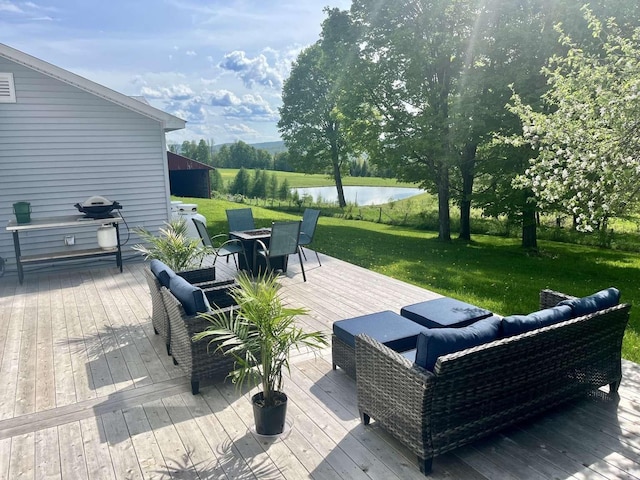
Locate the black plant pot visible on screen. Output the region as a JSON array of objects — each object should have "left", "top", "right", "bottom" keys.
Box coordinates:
[{"left": 252, "top": 391, "right": 288, "bottom": 435}]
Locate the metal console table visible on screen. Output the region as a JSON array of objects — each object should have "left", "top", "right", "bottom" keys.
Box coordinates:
[{"left": 6, "top": 214, "right": 123, "bottom": 284}]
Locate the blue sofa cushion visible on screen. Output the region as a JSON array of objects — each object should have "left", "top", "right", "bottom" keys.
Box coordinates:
[
  {"left": 415, "top": 315, "right": 502, "bottom": 371},
  {"left": 401, "top": 297, "right": 493, "bottom": 328},
  {"left": 150, "top": 259, "right": 175, "bottom": 288},
  {"left": 333, "top": 310, "right": 427, "bottom": 351},
  {"left": 558, "top": 287, "right": 620, "bottom": 317},
  {"left": 502, "top": 305, "right": 573, "bottom": 337},
  {"left": 169, "top": 274, "right": 208, "bottom": 316}
]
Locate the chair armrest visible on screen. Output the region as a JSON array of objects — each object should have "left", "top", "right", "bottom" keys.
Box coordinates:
[
  {"left": 355, "top": 334, "right": 436, "bottom": 457},
  {"left": 539, "top": 289, "right": 576, "bottom": 309},
  {"left": 255, "top": 239, "right": 268, "bottom": 254}
]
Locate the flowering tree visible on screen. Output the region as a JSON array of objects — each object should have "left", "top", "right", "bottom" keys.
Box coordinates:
[{"left": 509, "top": 9, "right": 640, "bottom": 232}]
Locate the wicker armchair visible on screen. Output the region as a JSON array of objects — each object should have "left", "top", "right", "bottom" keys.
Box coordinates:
[
  {"left": 145, "top": 265, "right": 218, "bottom": 356},
  {"left": 355, "top": 289, "right": 630, "bottom": 475},
  {"left": 161, "top": 285, "right": 238, "bottom": 394}
]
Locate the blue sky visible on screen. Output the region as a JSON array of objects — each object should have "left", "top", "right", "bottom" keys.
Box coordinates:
[{"left": 1, "top": 0, "right": 351, "bottom": 145}]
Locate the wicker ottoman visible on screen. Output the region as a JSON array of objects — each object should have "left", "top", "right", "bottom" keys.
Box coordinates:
[
  {"left": 401, "top": 297, "right": 492, "bottom": 329},
  {"left": 332, "top": 310, "right": 427, "bottom": 378}
]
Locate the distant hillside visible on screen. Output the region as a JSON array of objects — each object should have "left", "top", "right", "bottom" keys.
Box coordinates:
[{"left": 210, "top": 140, "right": 287, "bottom": 155}]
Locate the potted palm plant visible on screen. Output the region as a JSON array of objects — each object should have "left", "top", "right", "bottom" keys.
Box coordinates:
[
  {"left": 133, "top": 218, "right": 214, "bottom": 283},
  {"left": 194, "top": 272, "right": 328, "bottom": 435}
]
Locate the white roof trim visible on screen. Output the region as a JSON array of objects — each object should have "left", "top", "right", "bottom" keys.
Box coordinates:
[{"left": 0, "top": 43, "right": 186, "bottom": 132}]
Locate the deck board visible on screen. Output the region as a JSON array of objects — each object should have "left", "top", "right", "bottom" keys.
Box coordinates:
[{"left": 0, "top": 251, "right": 638, "bottom": 479}]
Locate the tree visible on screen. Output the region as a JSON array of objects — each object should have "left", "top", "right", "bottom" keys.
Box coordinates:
[
  {"left": 279, "top": 8, "right": 357, "bottom": 208},
  {"left": 347, "top": 0, "right": 477, "bottom": 241},
  {"left": 251, "top": 169, "right": 267, "bottom": 199},
  {"left": 180, "top": 140, "right": 197, "bottom": 159},
  {"left": 210, "top": 168, "right": 224, "bottom": 193},
  {"left": 278, "top": 179, "right": 291, "bottom": 200},
  {"left": 195, "top": 139, "right": 211, "bottom": 165},
  {"left": 266, "top": 172, "right": 279, "bottom": 199},
  {"left": 229, "top": 167, "right": 252, "bottom": 196},
  {"left": 509, "top": 9, "right": 640, "bottom": 232}
]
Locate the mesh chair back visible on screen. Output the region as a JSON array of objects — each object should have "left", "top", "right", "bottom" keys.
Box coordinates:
[
  {"left": 300, "top": 208, "right": 320, "bottom": 244},
  {"left": 226, "top": 208, "right": 255, "bottom": 232},
  {"left": 192, "top": 218, "right": 212, "bottom": 247},
  {"left": 269, "top": 221, "right": 301, "bottom": 258}
]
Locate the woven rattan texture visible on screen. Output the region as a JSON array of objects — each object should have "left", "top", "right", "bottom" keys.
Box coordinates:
[
  {"left": 161, "top": 287, "right": 237, "bottom": 390},
  {"left": 332, "top": 335, "right": 358, "bottom": 378},
  {"left": 356, "top": 289, "right": 630, "bottom": 472},
  {"left": 145, "top": 269, "right": 169, "bottom": 342}
]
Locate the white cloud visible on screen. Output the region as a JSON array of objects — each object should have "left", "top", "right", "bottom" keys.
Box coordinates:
[
  {"left": 140, "top": 83, "right": 194, "bottom": 100},
  {"left": 219, "top": 50, "right": 283, "bottom": 89},
  {"left": 208, "top": 89, "right": 240, "bottom": 107},
  {"left": 186, "top": 50, "right": 197, "bottom": 56},
  {"left": 0, "top": 1, "right": 24, "bottom": 13}
]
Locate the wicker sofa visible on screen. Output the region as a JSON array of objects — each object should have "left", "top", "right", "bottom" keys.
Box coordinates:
[{"left": 355, "top": 289, "right": 630, "bottom": 475}]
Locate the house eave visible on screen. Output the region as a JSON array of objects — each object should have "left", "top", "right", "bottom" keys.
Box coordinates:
[{"left": 0, "top": 43, "right": 186, "bottom": 132}]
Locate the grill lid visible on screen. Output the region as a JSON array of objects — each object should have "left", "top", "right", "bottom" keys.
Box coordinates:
[{"left": 74, "top": 196, "right": 122, "bottom": 218}]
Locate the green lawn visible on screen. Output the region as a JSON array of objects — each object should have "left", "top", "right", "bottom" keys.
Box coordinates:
[{"left": 178, "top": 195, "right": 640, "bottom": 363}]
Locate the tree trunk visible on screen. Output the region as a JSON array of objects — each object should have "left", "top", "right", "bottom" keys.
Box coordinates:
[
  {"left": 458, "top": 143, "right": 477, "bottom": 241},
  {"left": 522, "top": 196, "right": 537, "bottom": 250},
  {"left": 437, "top": 166, "right": 451, "bottom": 242},
  {"left": 329, "top": 127, "right": 346, "bottom": 208},
  {"left": 332, "top": 160, "right": 346, "bottom": 207}
]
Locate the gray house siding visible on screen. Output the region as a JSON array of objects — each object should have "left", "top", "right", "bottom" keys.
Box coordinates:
[{"left": 0, "top": 56, "right": 172, "bottom": 272}]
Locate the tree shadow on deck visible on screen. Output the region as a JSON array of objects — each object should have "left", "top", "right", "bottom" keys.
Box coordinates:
[{"left": 155, "top": 439, "right": 282, "bottom": 480}]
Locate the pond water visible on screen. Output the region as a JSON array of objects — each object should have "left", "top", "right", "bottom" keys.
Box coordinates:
[{"left": 292, "top": 186, "right": 424, "bottom": 206}]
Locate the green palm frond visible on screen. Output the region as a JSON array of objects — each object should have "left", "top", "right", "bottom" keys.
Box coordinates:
[
  {"left": 132, "top": 218, "right": 211, "bottom": 271},
  {"left": 194, "top": 271, "right": 328, "bottom": 406}
]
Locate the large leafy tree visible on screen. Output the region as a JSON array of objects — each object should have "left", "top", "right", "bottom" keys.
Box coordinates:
[
  {"left": 347, "top": 0, "right": 480, "bottom": 241},
  {"left": 279, "top": 8, "right": 356, "bottom": 207},
  {"left": 510, "top": 9, "right": 640, "bottom": 232}
]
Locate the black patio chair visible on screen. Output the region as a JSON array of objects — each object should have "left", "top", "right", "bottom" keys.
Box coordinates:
[
  {"left": 256, "top": 220, "right": 306, "bottom": 282},
  {"left": 298, "top": 208, "right": 321, "bottom": 266},
  {"left": 192, "top": 218, "right": 248, "bottom": 270},
  {"left": 226, "top": 208, "right": 255, "bottom": 232}
]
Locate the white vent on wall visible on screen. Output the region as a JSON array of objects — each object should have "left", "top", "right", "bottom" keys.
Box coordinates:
[{"left": 0, "top": 73, "right": 16, "bottom": 103}]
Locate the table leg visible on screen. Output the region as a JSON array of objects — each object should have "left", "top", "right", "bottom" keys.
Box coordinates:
[
  {"left": 114, "top": 222, "right": 123, "bottom": 272},
  {"left": 12, "top": 231, "right": 23, "bottom": 284}
]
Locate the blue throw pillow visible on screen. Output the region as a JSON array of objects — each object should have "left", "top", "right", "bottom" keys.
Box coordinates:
[
  {"left": 415, "top": 315, "right": 501, "bottom": 371},
  {"left": 169, "top": 274, "right": 207, "bottom": 316},
  {"left": 558, "top": 287, "right": 620, "bottom": 317},
  {"left": 150, "top": 259, "right": 176, "bottom": 288},
  {"left": 502, "top": 305, "right": 573, "bottom": 337}
]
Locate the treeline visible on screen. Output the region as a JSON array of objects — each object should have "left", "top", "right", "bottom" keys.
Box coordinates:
[
  {"left": 213, "top": 167, "right": 293, "bottom": 201},
  {"left": 169, "top": 139, "right": 387, "bottom": 178}
]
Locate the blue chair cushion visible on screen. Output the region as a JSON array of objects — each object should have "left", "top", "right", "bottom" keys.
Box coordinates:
[
  {"left": 150, "top": 259, "right": 175, "bottom": 288},
  {"left": 558, "top": 287, "right": 620, "bottom": 317},
  {"left": 502, "top": 305, "right": 573, "bottom": 338},
  {"left": 333, "top": 310, "right": 427, "bottom": 351},
  {"left": 401, "top": 297, "right": 493, "bottom": 328},
  {"left": 169, "top": 274, "right": 208, "bottom": 316},
  {"left": 415, "top": 315, "right": 502, "bottom": 371}
]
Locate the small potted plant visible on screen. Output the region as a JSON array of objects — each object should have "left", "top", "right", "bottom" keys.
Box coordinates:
[
  {"left": 194, "top": 272, "right": 328, "bottom": 435},
  {"left": 133, "top": 218, "right": 215, "bottom": 283}
]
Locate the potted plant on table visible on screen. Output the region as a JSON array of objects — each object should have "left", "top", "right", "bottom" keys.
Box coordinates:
[
  {"left": 194, "top": 272, "right": 328, "bottom": 435},
  {"left": 133, "top": 218, "right": 215, "bottom": 283}
]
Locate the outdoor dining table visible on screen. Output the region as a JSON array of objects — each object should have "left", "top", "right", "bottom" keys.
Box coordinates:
[{"left": 229, "top": 228, "right": 287, "bottom": 275}]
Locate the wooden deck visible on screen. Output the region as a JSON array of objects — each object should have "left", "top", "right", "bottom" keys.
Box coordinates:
[{"left": 0, "top": 251, "right": 639, "bottom": 479}]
